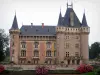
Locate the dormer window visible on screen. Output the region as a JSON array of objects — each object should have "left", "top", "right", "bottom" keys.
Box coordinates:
[{"left": 70, "top": 12, "right": 74, "bottom": 26}]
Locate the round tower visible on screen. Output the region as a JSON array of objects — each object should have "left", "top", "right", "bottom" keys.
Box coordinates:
[{"left": 9, "top": 14, "right": 20, "bottom": 64}]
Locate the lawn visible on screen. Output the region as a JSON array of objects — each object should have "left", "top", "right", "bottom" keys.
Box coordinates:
[{"left": 81, "top": 72, "right": 95, "bottom": 75}]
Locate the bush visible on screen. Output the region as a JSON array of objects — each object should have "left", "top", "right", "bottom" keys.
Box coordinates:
[
  {"left": 35, "top": 66, "right": 49, "bottom": 75},
  {"left": 95, "top": 68, "right": 100, "bottom": 75},
  {"left": 76, "top": 64, "right": 93, "bottom": 73}
]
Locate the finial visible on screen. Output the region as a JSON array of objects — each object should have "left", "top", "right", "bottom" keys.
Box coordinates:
[
  {"left": 84, "top": 9, "right": 85, "bottom": 14},
  {"left": 60, "top": 7, "right": 61, "bottom": 12},
  {"left": 67, "top": 2, "right": 68, "bottom": 8},
  {"left": 67, "top": 1, "right": 73, "bottom": 8},
  {"left": 15, "top": 10, "right": 16, "bottom": 15},
  {"left": 71, "top": 2, "right": 73, "bottom": 8}
]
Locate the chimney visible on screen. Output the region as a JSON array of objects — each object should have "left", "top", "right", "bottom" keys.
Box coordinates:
[
  {"left": 42, "top": 23, "right": 44, "bottom": 28},
  {"left": 31, "top": 23, "right": 33, "bottom": 25},
  {"left": 31, "top": 23, "right": 33, "bottom": 28}
]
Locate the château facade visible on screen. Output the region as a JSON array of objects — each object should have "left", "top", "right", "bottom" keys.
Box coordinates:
[{"left": 9, "top": 3, "right": 90, "bottom": 66}]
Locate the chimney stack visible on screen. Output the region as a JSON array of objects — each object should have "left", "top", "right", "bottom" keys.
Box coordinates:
[
  {"left": 42, "top": 23, "right": 44, "bottom": 28},
  {"left": 31, "top": 23, "right": 33, "bottom": 25}
]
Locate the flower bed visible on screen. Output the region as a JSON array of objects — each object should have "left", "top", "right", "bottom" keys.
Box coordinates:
[{"left": 76, "top": 64, "right": 93, "bottom": 73}]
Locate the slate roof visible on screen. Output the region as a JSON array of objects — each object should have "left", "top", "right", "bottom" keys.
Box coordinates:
[
  {"left": 58, "top": 11, "right": 63, "bottom": 26},
  {"left": 10, "top": 14, "right": 19, "bottom": 30},
  {"left": 20, "top": 25, "right": 56, "bottom": 36},
  {"left": 63, "top": 8, "right": 81, "bottom": 27},
  {"left": 57, "top": 7, "right": 82, "bottom": 27},
  {"left": 82, "top": 13, "right": 88, "bottom": 27}
]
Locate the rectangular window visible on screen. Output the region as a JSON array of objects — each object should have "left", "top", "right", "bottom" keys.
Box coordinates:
[
  {"left": 34, "top": 42, "right": 39, "bottom": 48},
  {"left": 21, "top": 50, "right": 26, "bottom": 57},
  {"left": 12, "top": 49, "right": 14, "bottom": 54},
  {"left": 46, "top": 51, "right": 51, "bottom": 57},
  {"left": 46, "top": 42, "right": 51, "bottom": 49},
  {"left": 54, "top": 50, "right": 56, "bottom": 56},
  {"left": 33, "top": 60, "right": 38, "bottom": 64},
  {"left": 54, "top": 43, "right": 56, "bottom": 49},
  {"left": 75, "top": 52, "right": 79, "bottom": 57},
  {"left": 21, "top": 42, "right": 26, "bottom": 49},
  {"left": 66, "top": 43, "right": 69, "bottom": 49},
  {"left": 34, "top": 51, "right": 39, "bottom": 57},
  {"left": 75, "top": 43, "right": 79, "bottom": 48},
  {"left": 66, "top": 52, "right": 69, "bottom": 57}
]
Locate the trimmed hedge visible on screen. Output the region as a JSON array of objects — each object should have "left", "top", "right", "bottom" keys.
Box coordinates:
[
  {"left": 48, "top": 70, "right": 80, "bottom": 74},
  {"left": 0, "top": 70, "right": 80, "bottom": 75}
]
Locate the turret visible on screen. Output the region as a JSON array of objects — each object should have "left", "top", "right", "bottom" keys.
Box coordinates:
[{"left": 9, "top": 14, "right": 20, "bottom": 64}]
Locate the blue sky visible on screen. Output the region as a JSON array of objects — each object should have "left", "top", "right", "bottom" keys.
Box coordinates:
[{"left": 0, "top": 0, "right": 100, "bottom": 45}]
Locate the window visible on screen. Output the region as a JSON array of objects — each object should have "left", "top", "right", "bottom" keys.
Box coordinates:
[
  {"left": 12, "top": 49, "right": 14, "bottom": 54},
  {"left": 54, "top": 50, "right": 56, "bottom": 56},
  {"left": 12, "top": 35, "right": 15, "bottom": 39},
  {"left": 66, "top": 52, "right": 69, "bottom": 57},
  {"left": 66, "top": 36, "right": 69, "bottom": 39},
  {"left": 46, "top": 42, "right": 51, "bottom": 49},
  {"left": 33, "top": 60, "right": 38, "bottom": 64},
  {"left": 21, "top": 42, "right": 26, "bottom": 48},
  {"left": 21, "top": 50, "right": 26, "bottom": 57},
  {"left": 34, "top": 51, "right": 39, "bottom": 57},
  {"left": 34, "top": 42, "right": 39, "bottom": 48},
  {"left": 70, "top": 12, "right": 74, "bottom": 26},
  {"left": 46, "top": 51, "right": 51, "bottom": 57},
  {"left": 75, "top": 43, "right": 79, "bottom": 48},
  {"left": 76, "top": 36, "right": 79, "bottom": 39},
  {"left": 54, "top": 43, "right": 56, "bottom": 49},
  {"left": 75, "top": 52, "right": 79, "bottom": 57},
  {"left": 12, "top": 42, "right": 14, "bottom": 47},
  {"left": 66, "top": 43, "right": 69, "bottom": 49}
]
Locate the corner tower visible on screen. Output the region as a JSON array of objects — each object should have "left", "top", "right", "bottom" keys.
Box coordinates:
[
  {"left": 9, "top": 14, "right": 20, "bottom": 64},
  {"left": 56, "top": 3, "right": 90, "bottom": 65},
  {"left": 80, "top": 12, "right": 90, "bottom": 64}
]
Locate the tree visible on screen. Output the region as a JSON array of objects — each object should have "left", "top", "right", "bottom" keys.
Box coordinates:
[
  {"left": 0, "top": 29, "right": 9, "bottom": 62},
  {"left": 5, "top": 47, "right": 10, "bottom": 57},
  {"left": 89, "top": 42, "right": 100, "bottom": 59}
]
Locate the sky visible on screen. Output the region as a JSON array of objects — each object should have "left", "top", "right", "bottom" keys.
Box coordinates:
[{"left": 0, "top": 0, "right": 100, "bottom": 46}]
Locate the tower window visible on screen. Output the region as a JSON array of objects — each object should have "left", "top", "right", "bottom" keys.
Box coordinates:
[
  {"left": 66, "top": 43, "right": 69, "bottom": 49},
  {"left": 75, "top": 43, "right": 79, "bottom": 48},
  {"left": 66, "top": 52, "right": 69, "bottom": 57},
  {"left": 12, "top": 49, "right": 14, "bottom": 54},
  {"left": 75, "top": 52, "right": 79, "bottom": 57},
  {"left": 66, "top": 36, "right": 69, "bottom": 39}
]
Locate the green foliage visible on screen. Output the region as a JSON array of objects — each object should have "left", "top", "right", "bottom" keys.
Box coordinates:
[
  {"left": 94, "top": 68, "right": 100, "bottom": 75},
  {"left": 0, "top": 29, "right": 9, "bottom": 62},
  {"left": 48, "top": 70, "right": 80, "bottom": 74},
  {"left": 89, "top": 42, "right": 100, "bottom": 59}
]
